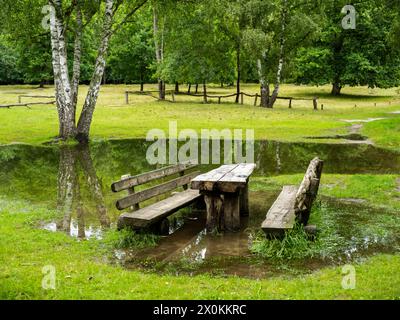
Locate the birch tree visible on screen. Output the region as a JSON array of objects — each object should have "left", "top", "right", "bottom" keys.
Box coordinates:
[
  {"left": 48, "top": 0, "right": 147, "bottom": 142},
  {"left": 244, "top": 0, "right": 316, "bottom": 107},
  {"left": 152, "top": 2, "right": 165, "bottom": 100}
]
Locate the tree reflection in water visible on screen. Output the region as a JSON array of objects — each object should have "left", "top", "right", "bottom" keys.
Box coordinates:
[{"left": 56, "top": 143, "right": 110, "bottom": 239}]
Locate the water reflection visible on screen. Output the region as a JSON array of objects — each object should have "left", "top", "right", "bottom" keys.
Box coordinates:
[
  {"left": 0, "top": 138, "right": 399, "bottom": 243},
  {"left": 55, "top": 144, "right": 110, "bottom": 239}
]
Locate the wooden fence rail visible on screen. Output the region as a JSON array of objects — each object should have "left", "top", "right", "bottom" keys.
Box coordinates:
[
  {"left": 0, "top": 101, "right": 55, "bottom": 109},
  {"left": 277, "top": 96, "right": 319, "bottom": 110},
  {"left": 18, "top": 95, "right": 55, "bottom": 103},
  {"left": 125, "top": 90, "right": 175, "bottom": 104},
  {"left": 124, "top": 90, "right": 320, "bottom": 109}
]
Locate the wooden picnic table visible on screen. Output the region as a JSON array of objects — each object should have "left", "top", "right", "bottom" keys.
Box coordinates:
[{"left": 191, "top": 163, "right": 256, "bottom": 232}]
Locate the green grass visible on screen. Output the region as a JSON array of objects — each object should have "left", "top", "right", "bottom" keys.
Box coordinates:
[
  {"left": 363, "top": 118, "right": 400, "bottom": 150},
  {"left": 1, "top": 204, "right": 400, "bottom": 299},
  {"left": 251, "top": 224, "right": 320, "bottom": 260},
  {"left": 251, "top": 173, "right": 400, "bottom": 210},
  {"left": 249, "top": 174, "right": 400, "bottom": 263},
  {"left": 1, "top": 173, "right": 400, "bottom": 299},
  {"left": 103, "top": 228, "right": 160, "bottom": 250},
  {"left": 1, "top": 83, "right": 400, "bottom": 299},
  {"left": 0, "top": 84, "right": 399, "bottom": 150}
]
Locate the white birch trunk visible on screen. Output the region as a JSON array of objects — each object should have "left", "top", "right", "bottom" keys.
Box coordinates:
[
  {"left": 71, "top": 6, "right": 83, "bottom": 120},
  {"left": 76, "top": 0, "right": 114, "bottom": 142},
  {"left": 153, "top": 6, "right": 165, "bottom": 100},
  {"left": 49, "top": 0, "right": 76, "bottom": 139},
  {"left": 49, "top": 4, "right": 64, "bottom": 136},
  {"left": 257, "top": 58, "right": 270, "bottom": 108},
  {"left": 269, "top": 0, "right": 287, "bottom": 108}
]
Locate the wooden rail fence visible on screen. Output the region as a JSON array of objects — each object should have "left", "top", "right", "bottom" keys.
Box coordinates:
[
  {"left": 125, "top": 90, "right": 176, "bottom": 104},
  {"left": 125, "top": 90, "right": 320, "bottom": 109},
  {"left": 18, "top": 95, "right": 55, "bottom": 103},
  {"left": 0, "top": 101, "right": 55, "bottom": 109}
]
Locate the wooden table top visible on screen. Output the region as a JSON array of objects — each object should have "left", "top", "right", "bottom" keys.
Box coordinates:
[{"left": 191, "top": 163, "right": 256, "bottom": 193}]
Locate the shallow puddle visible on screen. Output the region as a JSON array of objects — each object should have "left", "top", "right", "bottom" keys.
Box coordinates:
[
  {"left": 118, "top": 193, "right": 400, "bottom": 278},
  {"left": 0, "top": 139, "right": 399, "bottom": 277}
]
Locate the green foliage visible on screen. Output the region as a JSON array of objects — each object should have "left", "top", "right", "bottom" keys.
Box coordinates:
[
  {"left": 294, "top": 48, "right": 332, "bottom": 85},
  {"left": 15, "top": 36, "right": 53, "bottom": 85},
  {"left": 0, "top": 37, "right": 22, "bottom": 85},
  {"left": 159, "top": 1, "right": 237, "bottom": 85},
  {"left": 107, "top": 7, "right": 154, "bottom": 84},
  {"left": 294, "top": 0, "right": 400, "bottom": 93}
]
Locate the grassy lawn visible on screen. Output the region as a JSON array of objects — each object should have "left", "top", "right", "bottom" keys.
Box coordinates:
[
  {"left": 0, "top": 173, "right": 399, "bottom": 299},
  {"left": 0, "top": 84, "right": 399, "bottom": 150},
  {"left": 1, "top": 83, "right": 399, "bottom": 300}
]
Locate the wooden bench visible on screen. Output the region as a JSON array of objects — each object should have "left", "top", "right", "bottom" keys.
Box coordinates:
[
  {"left": 111, "top": 163, "right": 203, "bottom": 233},
  {"left": 261, "top": 157, "right": 323, "bottom": 237}
]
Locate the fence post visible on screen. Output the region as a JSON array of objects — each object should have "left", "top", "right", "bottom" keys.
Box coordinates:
[
  {"left": 218, "top": 97, "right": 221, "bottom": 104},
  {"left": 313, "top": 97, "right": 318, "bottom": 110},
  {"left": 18, "top": 96, "right": 22, "bottom": 104},
  {"left": 125, "top": 91, "right": 129, "bottom": 104},
  {"left": 171, "top": 91, "right": 175, "bottom": 102},
  {"left": 289, "top": 99, "right": 292, "bottom": 109},
  {"left": 254, "top": 94, "right": 258, "bottom": 107},
  {"left": 240, "top": 93, "right": 244, "bottom": 105}
]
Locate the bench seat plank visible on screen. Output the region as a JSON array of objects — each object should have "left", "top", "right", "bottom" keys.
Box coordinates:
[
  {"left": 118, "top": 189, "right": 202, "bottom": 229},
  {"left": 261, "top": 185, "right": 298, "bottom": 236}
]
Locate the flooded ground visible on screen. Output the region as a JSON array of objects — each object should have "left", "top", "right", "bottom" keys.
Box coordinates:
[{"left": 0, "top": 139, "right": 399, "bottom": 278}]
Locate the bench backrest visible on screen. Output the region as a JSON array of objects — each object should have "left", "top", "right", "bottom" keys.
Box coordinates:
[{"left": 111, "top": 163, "right": 199, "bottom": 211}]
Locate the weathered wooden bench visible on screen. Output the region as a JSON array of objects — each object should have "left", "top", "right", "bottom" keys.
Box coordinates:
[
  {"left": 112, "top": 163, "right": 203, "bottom": 233},
  {"left": 261, "top": 157, "right": 323, "bottom": 237}
]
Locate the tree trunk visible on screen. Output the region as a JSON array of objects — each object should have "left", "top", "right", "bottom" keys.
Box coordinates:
[
  {"left": 235, "top": 45, "right": 241, "bottom": 103},
  {"left": 140, "top": 82, "right": 144, "bottom": 92},
  {"left": 76, "top": 0, "right": 114, "bottom": 143},
  {"left": 187, "top": 83, "right": 191, "bottom": 93},
  {"left": 331, "top": 82, "right": 342, "bottom": 95},
  {"left": 49, "top": 0, "right": 76, "bottom": 139},
  {"left": 260, "top": 82, "right": 270, "bottom": 108},
  {"left": 175, "top": 82, "right": 179, "bottom": 93},
  {"left": 269, "top": 0, "right": 287, "bottom": 108},
  {"left": 102, "top": 68, "right": 106, "bottom": 85},
  {"left": 70, "top": 5, "right": 83, "bottom": 124},
  {"left": 203, "top": 82, "right": 207, "bottom": 103},
  {"left": 195, "top": 83, "right": 199, "bottom": 94},
  {"left": 257, "top": 58, "right": 270, "bottom": 108},
  {"left": 153, "top": 6, "right": 165, "bottom": 100},
  {"left": 49, "top": 6, "right": 64, "bottom": 137}
]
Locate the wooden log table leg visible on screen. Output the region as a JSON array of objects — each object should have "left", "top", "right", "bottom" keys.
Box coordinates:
[
  {"left": 203, "top": 192, "right": 223, "bottom": 232},
  {"left": 239, "top": 184, "right": 249, "bottom": 217},
  {"left": 223, "top": 192, "right": 240, "bottom": 232}
]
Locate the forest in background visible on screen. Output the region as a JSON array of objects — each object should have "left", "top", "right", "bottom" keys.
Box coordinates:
[{"left": 1, "top": 0, "right": 399, "bottom": 95}]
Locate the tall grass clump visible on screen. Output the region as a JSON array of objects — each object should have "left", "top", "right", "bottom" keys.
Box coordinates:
[
  {"left": 251, "top": 224, "right": 321, "bottom": 260},
  {"left": 102, "top": 228, "right": 160, "bottom": 250}
]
